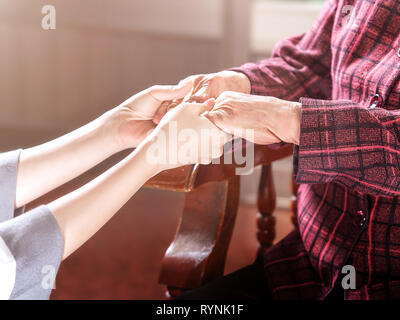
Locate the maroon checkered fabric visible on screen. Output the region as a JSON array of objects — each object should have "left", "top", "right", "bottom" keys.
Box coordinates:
[{"left": 233, "top": 0, "right": 400, "bottom": 299}]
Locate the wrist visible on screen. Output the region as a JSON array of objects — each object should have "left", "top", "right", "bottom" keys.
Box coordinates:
[
  {"left": 288, "top": 102, "right": 301, "bottom": 145},
  {"left": 260, "top": 97, "right": 301, "bottom": 145},
  {"left": 99, "top": 106, "right": 132, "bottom": 153},
  {"left": 130, "top": 134, "right": 168, "bottom": 177}
]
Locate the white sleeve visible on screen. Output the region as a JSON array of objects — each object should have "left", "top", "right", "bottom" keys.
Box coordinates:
[
  {"left": 0, "top": 206, "right": 64, "bottom": 300},
  {"left": 0, "top": 236, "right": 16, "bottom": 300},
  {"left": 0, "top": 150, "right": 24, "bottom": 223},
  {"left": 0, "top": 150, "right": 64, "bottom": 300}
]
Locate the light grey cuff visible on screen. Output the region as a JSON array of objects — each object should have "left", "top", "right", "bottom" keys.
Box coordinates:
[
  {"left": 0, "top": 205, "right": 64, "bottom": 300},
  {"left": 0, "top": 149, "right": 24, "bottom": 222}
]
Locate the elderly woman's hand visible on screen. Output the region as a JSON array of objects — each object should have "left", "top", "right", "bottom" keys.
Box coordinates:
[{"left": 202, "top": 91, "right": 301, "bottom": 145}]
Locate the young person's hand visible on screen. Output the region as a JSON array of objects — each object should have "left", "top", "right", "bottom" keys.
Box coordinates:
[
  {"left": 139, "top": 99, "right": 230, "bottom": 173},
  {"left": 15, "top": 84, "right": 191, "bottom": 208},
  {"left": 105, "top": 83, "right": 192, "bottom": 150}
]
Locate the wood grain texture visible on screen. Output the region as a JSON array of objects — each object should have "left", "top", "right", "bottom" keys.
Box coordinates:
[
  {"left": 159, "top": 176, "right": 240, "bottom": 297},
  {"left": 149, "top": 143, "right": 293, "bottom": 295}
]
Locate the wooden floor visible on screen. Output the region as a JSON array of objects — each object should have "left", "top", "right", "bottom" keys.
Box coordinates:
[{"left": 42, "top": 187, "right": 293, "bottom": 300}]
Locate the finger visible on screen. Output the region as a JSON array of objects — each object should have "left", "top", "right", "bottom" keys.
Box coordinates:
[
  {"left": 185, "top": 75, "right": 212, "bottom": 101},
  {"left": 153, "top": 101, "right": 171, "bottom": 124},
  {"left": 178, "top": 99, "right": 216, "bottom": 118},
  {"left": 201, "top": 109, "right": 220, "bottom": 126},
  {"left": 203, "top": 98, "right": 216, "bottom": 108},
  {"left": 166, "top": 99, "right": 183, "bottom": 112},
  {"left": 150, "top": 82, "right": 192, "bottom": 102},
  {"left": 179, "top": 74, "right": 204, "bottom": 87},
  {"left": 188, "top": 85, "right": 210, "bottom": 103},
  {"left": 214, "top": 95, "right": 232, "bottom": 108},
  {"left": 194, "top": 98, "right": 216, "bottom": 115},
  {"left": 202, "top": 109, "right": 235, "bottom": 135},
  {"left": 179, "top": 75, "right": 204, "bottom": 101},
  {"left": 203, "top": 107, "right": 234, "bottom": 122}
]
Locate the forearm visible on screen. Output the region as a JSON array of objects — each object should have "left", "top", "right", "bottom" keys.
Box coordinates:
[
  {"left": 231, "top": 52, "right": 331, "bottom": 101},
  {"left": 48, "top": 143, "right": 158, "bottom": 260},
  {"left": 15, "top": 109, "right": 121, "bottom": 208}
]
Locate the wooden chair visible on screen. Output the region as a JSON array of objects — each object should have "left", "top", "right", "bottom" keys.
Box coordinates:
[{"left": 145, "top": 143, "right": 296, "bottom": 298}]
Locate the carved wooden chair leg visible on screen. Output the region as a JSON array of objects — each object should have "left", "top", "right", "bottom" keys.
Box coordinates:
[
  {"left": 159, "top": 175, "right": 240, "bottom": 298},
  {"left": 291, "top": 174, "right": 299, "bottom": 228},
  {"left": 256, "top": 164, "right": 276, "bottom": 256}
]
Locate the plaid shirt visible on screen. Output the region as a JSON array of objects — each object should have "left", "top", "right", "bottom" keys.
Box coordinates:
[{"left": 234, "top": 0, "right": 400, "bottom": 299}]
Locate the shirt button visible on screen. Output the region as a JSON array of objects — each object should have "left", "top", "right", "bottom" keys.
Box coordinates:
[
  {"left": 354, "top": 210, "right": 367, "bottom": 227},
  {"left": 369, "top": 94, "right": 382, "bottom": 109}
]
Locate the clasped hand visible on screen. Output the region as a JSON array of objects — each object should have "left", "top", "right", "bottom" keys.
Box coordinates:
[
  {"left": 106, "top": 71, "right": 301, "bottom": 173},
  {"left": 105, "top": 82, "right": 229, "bottom": 171},
  {"left": 153, "top": 71, "right": 301, "bottom": 146}
]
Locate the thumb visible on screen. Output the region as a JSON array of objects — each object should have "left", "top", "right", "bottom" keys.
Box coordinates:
[
  {"left": 198, "top": 98, "right": 216, "bottom": 116},
  {"left": 201, "top": 108, "right": 223, "bottom": 125},
  {"left": 202, "top": 110, "right": 233, "bottom": 142},
  {"left": 202, "top": 108, "right": 234, "bottom": 137},
  {"left": 203, "top": 98, "right": 215, "bottom": 108},
  {"left": 150, "top": 82, "right": 192, "bottom": 102}
]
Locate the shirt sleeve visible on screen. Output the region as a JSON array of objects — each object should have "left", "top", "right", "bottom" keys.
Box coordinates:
[
  {"left": 0, "top": 150, "right": 64, "bottom": 299},
  {"left": 0, "top": 205, "right": 63, "bottom": 300},
  {"left": 230, "top": 0, "right": 337, "bottom": 102},
  {"left": 294, "top": 98, "right": 400, "bottom": 197},
  {"left": 0, "top": 150, "right": 25, "bottom": 223}
]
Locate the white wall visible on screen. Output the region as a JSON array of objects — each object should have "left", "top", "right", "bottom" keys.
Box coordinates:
[
  {"left": 0, "top": 0, "right": 225, "bottom": 132},
  {"left": 250, "top": 0, "right": 322, "bottom": 55}
]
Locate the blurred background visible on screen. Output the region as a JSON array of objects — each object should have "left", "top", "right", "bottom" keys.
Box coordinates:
[{"left": 0, "top": 0, "right": 323, "bottom": 299}]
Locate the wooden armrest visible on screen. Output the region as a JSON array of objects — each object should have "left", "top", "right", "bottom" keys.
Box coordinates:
[
  {"left": 145, "top": 144, "right": 293, "bottom": 192},
  {"left": 146, "top": 143, "right": 293, "bottom": 297},
  {"left": 158, "top": 176, "right": 240, "bottom": 296}
]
